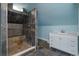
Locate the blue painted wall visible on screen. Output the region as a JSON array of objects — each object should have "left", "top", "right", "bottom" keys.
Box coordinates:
[
  {"left": 77, "top": 4, "right": 79, "bottom": 33},
  {"left": 36, "top": 3, "right": 78, "bottom": 26}
]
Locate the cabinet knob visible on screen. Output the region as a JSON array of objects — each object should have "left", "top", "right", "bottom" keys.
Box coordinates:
[
  {"left": 71, "top": 41, "right": 75, "bottom": 42},
  {"left": 71, "top": 45, "right": 75, "bottom": 47}
]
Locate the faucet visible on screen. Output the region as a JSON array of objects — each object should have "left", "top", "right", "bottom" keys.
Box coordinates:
[{"left": 61, "top": 30, "right": 65, "bottom": 33}]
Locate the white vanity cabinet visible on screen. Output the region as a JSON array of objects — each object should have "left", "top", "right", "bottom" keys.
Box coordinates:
[{"left": 49, "top": 33, "right": 78, "bottom": 55}]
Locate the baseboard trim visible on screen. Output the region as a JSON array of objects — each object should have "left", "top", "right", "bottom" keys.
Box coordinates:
[
  {"left": 12, "top": 46, "right": 36, "bottom": 56},
  {"left": 38, "top": 37, "right": 49, "bottom": 43}
]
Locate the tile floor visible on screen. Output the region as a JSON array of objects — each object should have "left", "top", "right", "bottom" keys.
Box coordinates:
[
  {"left": 22, "top": 39, "right": 73, "bottom": 56},
  {"left": 23, "top": 48, "right": 72, "bottom": 56}
]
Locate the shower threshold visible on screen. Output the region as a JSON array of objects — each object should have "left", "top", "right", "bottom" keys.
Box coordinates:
[{"left": 12, "top": 46, "right": 36, "bottom": 56}]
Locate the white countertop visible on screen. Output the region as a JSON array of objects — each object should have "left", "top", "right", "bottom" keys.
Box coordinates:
[{"left": 50, "top": 32, "right": 79, "bottom": 36}]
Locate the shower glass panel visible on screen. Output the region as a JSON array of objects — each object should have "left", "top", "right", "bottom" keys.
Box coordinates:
[
  {"left": 0, "top": 3, "right": 2, "bottom": 56},
  {"left": 8, "top": 4, "right": 36, "bottom": 55}
]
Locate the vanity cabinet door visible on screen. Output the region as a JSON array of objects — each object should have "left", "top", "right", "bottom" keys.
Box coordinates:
[
  {"left": 59, "top": 36, "right": 67, "bottom": 51},
  {"left": 50, "top": 35, "right": 61, "bottom": 49}
]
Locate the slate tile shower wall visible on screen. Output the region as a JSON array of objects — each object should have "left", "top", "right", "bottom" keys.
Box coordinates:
[{"left": 8, "top": 23, "right": 23, "bottom": 37}]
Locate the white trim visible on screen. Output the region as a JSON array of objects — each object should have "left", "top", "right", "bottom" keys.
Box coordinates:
[
  {"left": 38, "top": 37, "right": 49, "bottom": 43},
  {"left": 12, "top": 46, "right": 36, "bottom": 56},
  {"left": 1, "top": 3, "right": 8, "bottom": 56}
]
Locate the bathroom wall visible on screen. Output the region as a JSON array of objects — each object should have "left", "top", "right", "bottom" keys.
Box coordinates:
[
  {"left": 75, "top": 4, "right": 79, "bottom": 33},
  {"left": 37, "top": 3, "right": 77, "bottom": 26},
  {"left": 36, "top": 3, "right": 78, "bottom": 42},
  {"left": 38, "top": 25, "right": 77, "bottom": 42}
]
